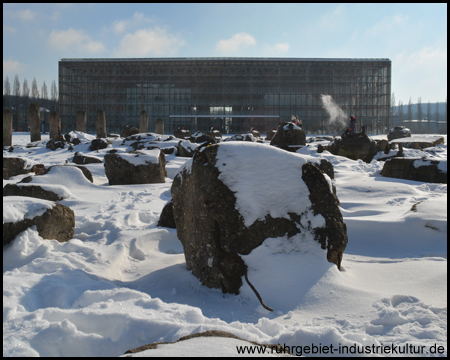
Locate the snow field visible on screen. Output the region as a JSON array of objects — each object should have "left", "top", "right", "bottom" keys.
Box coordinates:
[{"left": 3, "top": 133, "right": 447, "bottom": 357}]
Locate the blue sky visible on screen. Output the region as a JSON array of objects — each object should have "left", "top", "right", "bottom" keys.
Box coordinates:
[{"left": 3, "top": 3, "right": 447, "bottom": 105}]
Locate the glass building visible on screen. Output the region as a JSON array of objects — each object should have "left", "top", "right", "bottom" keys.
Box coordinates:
[{"left": 59, "top": 58, "right": 391, "bottom": 135}]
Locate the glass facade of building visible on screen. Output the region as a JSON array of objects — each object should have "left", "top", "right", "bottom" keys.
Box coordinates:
[{"left": 59, "top": 58, "right": 391, "bottom": 135}]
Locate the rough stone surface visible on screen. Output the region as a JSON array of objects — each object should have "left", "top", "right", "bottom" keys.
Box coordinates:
[
  {"left": 270, "top": 122, "right": 306, "bottom": 151},
  {"left": 3, "top": 157, "right": 30, "bottom": 179},
  {"left": 157, "top": 200, "right": 176, "bottom": 228},
  {"left": 49, "top": 111, "right": 61, "bottom": 140},
  {"left": 120, "top": 125, "right": 140, "bottom": 138},
  {"left": 171, "top": 144, "right": 347, "bottom": 294},
  {"left": 96, "top": 110, "right": 106, "bottom": 138},
  {"left": 206, "top": 126, "right": 222, "bottom": 141},
  {"left": 177, "top": 140, "right": 197, "bottom": 157},
  {"left": 3, "top": 183, "right": 64, "bottom": 201},
  {"left": 90, "top": 138, "right": 111, "bottom": 151},
  {"left": 104, "top": 150, "right": 167, "bottom": 185},
  {"left": 76, "top": 110, "right": 87, "bottom": 132},
  {"left": 190, "top": 132, "right": 216, "bottom": 144},
  {"left": 3, "top": 108, "right": 13, "bottom": 147},
  {"left": 139, "top": 110, "right": 148, "bottom": 133},
  {"left": 73, "top": 152, "right": 103, "bottom": 165},
  {"left": 46, "top": 135, "right": 67, "bottom": 151},
  {"left": 3, "top": 201, "right": 75, "bottom": 245},
  {"left": 265, "top": 128, "right": 277, "bottom": 141},
  {"left": 174, "top": 126, "right": 192, "bottom": 140},
  {"left": 380, "top": 158, "right": 447, "bottom": 184},
  {"left": 29, "top": 103, "right": 41, "bottom": 143},
  {"left": 223, "top": 134, "right": 258, "bottom": 142},
  {"left": 155, "top": 118, "right": 164, "bottom": 135},
  {"left": 338, "top": 132, "right": 378, "bottom": 163}
]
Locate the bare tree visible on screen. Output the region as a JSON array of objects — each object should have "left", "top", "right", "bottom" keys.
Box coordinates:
[
  {"left": 13, "top": 75, "right": 21, "bottom": 129},
  {"left": 31, "top": 77, "right": 39, "bottom": 103},
  {"left": 13, "top": 75, "right": 21, "bottom": 98},
  {"left": 23, "top": 78, "right": 30, "bottom": 131},
  {"left": 4, "top": 76, "right": 11, "bottom": 108},
  {"left": 51, "top": 80, "right": 58, "bottom": 111},
  {"left": 41, "top": 81, "right": 49, "bottom": 112},
  {"left": 416, "top": 97, "right": 423, "bottom": 123},
  {"left": 407, "top": 97, "right": 413, "bottom": 123},
  {"left": 435, "top": 101, "right": 439, "bottom": 123},
  {"left": 426, "top": 101, "right": 432, "bottom": 133},
  {"left": 398, "top": 100, "right": 404, "bottom": 123}
]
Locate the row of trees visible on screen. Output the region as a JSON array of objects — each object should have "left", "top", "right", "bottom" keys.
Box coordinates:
[
  {"left": 3, "top": 75, "right": 59, "bottom": 131},
  {"left": 391, "top": 93, "right": 447, "bottom": 122}
]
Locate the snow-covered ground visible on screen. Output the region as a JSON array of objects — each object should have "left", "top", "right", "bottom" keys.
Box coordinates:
[{"left": 3, "top": 132, "right": 447, "bottom": 357}]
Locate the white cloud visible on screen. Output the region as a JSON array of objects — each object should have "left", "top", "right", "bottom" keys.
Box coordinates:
[
  {"left": 319, "top": 5, "right": 346, "bottom": 30},
  {"left": 113, "top": 26, "right": 185, "bottom": 57},
  {"left": 394, "top": 46, "right": 447, "bottom": 103},
  {"left": 216, "top": 32, "right": 256, "bottom": 54},
  {"left": 264, "top": 43, "right": 290, "bottom": 55},
  {"left": 13, "top": 9, "right": 37, "bottom": 21},
  {"left": 3, "top": 59, "right": 27, "bottom": 74},
  {"left": 111, "top": 12, "right": 152, "bottom": 34},
  {"left": 367, "top": 14, "right": 409, "bottom": 35},
  {"left": 3, "top": 25, "right": 17, "bottom": 34},
  {"left": 48, "top": 28, "right": 106, "bottom": 54}
]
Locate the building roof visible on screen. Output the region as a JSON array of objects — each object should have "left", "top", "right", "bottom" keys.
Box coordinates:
[{"left": 60, "top": 57, "right": 390, "bottom": 62}]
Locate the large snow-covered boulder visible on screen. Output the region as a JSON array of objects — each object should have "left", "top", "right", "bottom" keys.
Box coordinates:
[
  {"left": 3, "top": 183, "right": 71, "bottom": 201},
  {"left": 338, "top": 132, "right": 378, "bottom": 163},
  {"left": 3, "top": 157, "right": 45, "bottom": 180},
  {"left": 381, "top": 157, "right": 447, "bottom": 184},
  {"left": 3, "top": 196, "right": 75, "bottom": 245},
  {"left": 73, "top": 151, "right": 103, "bottom": 165},
  {"left": 270, "top": 122, "right": 306, "bottom": 151},
  {"left": 171, "top": 142, "right": 347, "bottom": 295},
  {"left": 104, "top": 149, "right": 167, "bottom": 185}
]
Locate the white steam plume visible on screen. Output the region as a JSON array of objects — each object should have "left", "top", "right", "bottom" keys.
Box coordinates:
[{"left": 320, "top": 94, "right": 348, "bottom": 128}]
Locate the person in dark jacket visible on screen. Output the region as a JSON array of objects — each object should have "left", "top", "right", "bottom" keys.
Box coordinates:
[{"left": 348, "top": 116, "right": 357, "bottom": 133}]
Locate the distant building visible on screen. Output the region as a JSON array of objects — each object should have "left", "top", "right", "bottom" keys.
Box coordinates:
[{"left": 59, "top": 58, "right": 391, "bottom": 134}]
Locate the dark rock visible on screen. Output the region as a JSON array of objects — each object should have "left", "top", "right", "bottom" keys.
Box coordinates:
[
  {"left": 380, "top": 158, "right": 447, "bottom": 184},
  {"left": 157, "top": 200, "right": 176, "bottom": 228},
  {"left": 223, "top": 134, "right": 257, "bottom": 142},
  {"left": 206, "top": 126, "right": 222, "bottom": 140},
  {"left": 190, "top": 132, "right": 216, "bottom": 144},
  {"left": 3, "top": 199, "right": 75, "bottom": 245},
  {"left": 104, "top": 150, "right": 167, "bottom": 185},
  {"left": 171, "top": 144, "right": 347, "bottom": 295},
  {"left": 177, "top": 140, "right": 197, "bottom": 157},
  {"left": 301, "top": 163, "right": 346, "bottom": 265},
  {"left": 174, "top": 126, "right": 192, "bottom": 140},
  {"left": 46, "top": 135, "right": 67, "bottom": 151},
  {"left": 3, "top": 157, "right": 30, "bottom": 179},
  {"left": 338, "top": 132, "right": 378, "bottom": 163},
  {"left": 64, "top": 131, "right": 86, "bottom": 145},
  {"left": 247, "top": 127, "right": 260, "bottom": 138},
  {"left": 3, "top": 183, "right": 65, "bottom": 201},
  {"left": 73, "top": 151, "right": 103, "bottom": 165},
  {"left": 270, "top": 122, "right": 306, "bottom": 151},
  {"left": 120, "top": 126, "right": 140, "bottom": 138},
  {"left": 90, "top": 138, "right": 111, "bottom": 151},
  {"left": 265, "top": 128, "right": 277, "bottom": 141}
]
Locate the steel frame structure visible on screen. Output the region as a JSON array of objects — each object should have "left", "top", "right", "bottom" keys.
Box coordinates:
[{"left": 59, "top": 58, "right": 391, "bottom": 135}]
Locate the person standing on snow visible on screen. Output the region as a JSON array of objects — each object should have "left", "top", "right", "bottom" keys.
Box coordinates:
[{"left": 348, "top": 116, "right": 357, "bottom": 133}]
